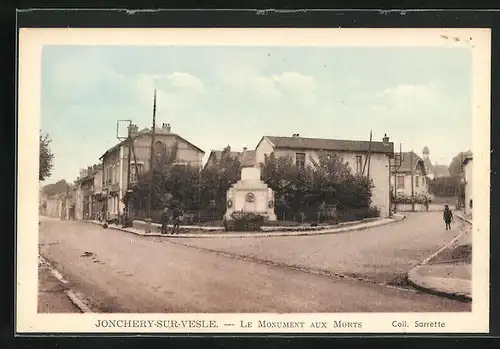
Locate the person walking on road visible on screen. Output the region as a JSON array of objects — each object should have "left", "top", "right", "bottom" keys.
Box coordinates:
[
  {"left": 443, "top": 205, "right": 454, "bottom": 230},
  {"left": 160, "top": 207, "right": 170, "bottom": 235}
]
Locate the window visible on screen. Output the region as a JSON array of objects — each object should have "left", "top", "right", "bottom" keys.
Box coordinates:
[
  {"left": 130, "top": 163, "right": 144, "bottom": 182},
  {"left": 296, "top": 152, "right": 306, "bottom": 169},
  {"left": 396, "top": 175, "right": 405, "bottom": 189},
  {"left": 422, "top": 177, "right": 425, "bottom": 186},
  {"left": 355, "top": 155, "right": 363, "bottom": 174},
  {"left": 415, "top": 175, "right": 419, "bottom": 187},
  {"left": 154, "top": 141, "right": 165, "bottom": 155}
]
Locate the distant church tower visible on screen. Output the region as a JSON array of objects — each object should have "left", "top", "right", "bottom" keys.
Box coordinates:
[
  {"left": 422, "top": 146, "right": 430, "bottom": 159},
  {"left": 422, "top": 146, "right": 434, "bottom": 180}
]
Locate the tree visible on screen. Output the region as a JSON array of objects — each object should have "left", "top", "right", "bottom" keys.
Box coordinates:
[
  {"left": 42, "top": 179, "right": 70, "bottom": 196},
  {"left": 261, "top": 151, "right": 373, "bottom": 222},
  {"left": 448, "top": 150, "right": 472, "bottom": 177},
  {"left": 39, "top": 132, "right": 54, "bottom": 181}
]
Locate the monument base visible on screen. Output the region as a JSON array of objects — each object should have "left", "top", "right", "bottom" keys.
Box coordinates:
[{"left": 224, "top": 167, "right": 277, "bottom": 221}]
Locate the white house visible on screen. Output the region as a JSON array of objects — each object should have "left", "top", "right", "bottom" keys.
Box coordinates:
[
  {"left": 254, "top": 133, "right": 394, "bottom": 217},
  {"left": 391, "top": 151, "right": 429, "bottom": 197},
  {"left": 463, "top": 156, "right": 473, "bottom": 218}
]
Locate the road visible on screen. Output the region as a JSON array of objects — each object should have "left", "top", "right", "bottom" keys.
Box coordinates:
[
  {"left": 38, "top": 214, "right": 470, "bottom": 313},
  {"left": 178, "top": 211, "right": 465, "bottom": 285}
]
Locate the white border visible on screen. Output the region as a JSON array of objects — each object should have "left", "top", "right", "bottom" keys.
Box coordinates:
[{"left": 17, "top": 28, "right": 491, "bottom": 334}]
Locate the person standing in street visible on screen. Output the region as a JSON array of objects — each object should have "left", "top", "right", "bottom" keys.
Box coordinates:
[
  {"left": 161, "top": 207, "right": 170, "bottom": 235},
  {"left": 171, "top": 204, "right": 182, "bottom": 235},
  {"left": 443, "top": 205, "right": 454, "bottom": 230}
]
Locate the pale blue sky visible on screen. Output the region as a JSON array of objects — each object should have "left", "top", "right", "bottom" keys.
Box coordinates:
[{"left": 41, "top": 45, "right": 472, "bottom": 183}]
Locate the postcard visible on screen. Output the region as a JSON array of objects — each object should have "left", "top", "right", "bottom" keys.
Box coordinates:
[{"left": 17, "top": 27, "right": 490, "bottom": 333}]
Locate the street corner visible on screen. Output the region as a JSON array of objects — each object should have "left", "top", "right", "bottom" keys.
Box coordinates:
[{"left": 407, "top": 264, "right": 471, "bottom": 302}]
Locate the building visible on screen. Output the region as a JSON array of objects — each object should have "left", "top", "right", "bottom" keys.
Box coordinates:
[
  {"left": 99, "top": 123, "right": 205, "bottom": 220},
  {"left": 463, "top": 156, "right": 473, "bottom": 218},
  {"left": 254, "top": 134, "right": 394, "bottom": 217},
  {"left": 93, "top": 168, "right": 104, "bottom": 219},
  {"left": 75, "top": 165, "right": 102, "bottom": 220},
  {"left": 204, "top": 146, "right": 257, "bottom": 170},
  {"left": 391, "top": 151, "right": 429, "bottom": 197},
  {"left": 45, "top": 190, "right": 75, "bottom": 219},
  {"left": 422, "top": 146, "right": 450, "bottom": 180},
  {"left": 45, "top": 193, "right": 65, "bottom": 218}
]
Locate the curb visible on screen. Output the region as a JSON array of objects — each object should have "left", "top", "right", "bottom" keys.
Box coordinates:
[
  {"left": 455, "top": 213, "right": 473, "bottom": 225},
  {"left": 89, "top": 214, "right": 406, "bottom": 239},
  {"left": 38, "top": 255, "right": 93, "bottom": 313},
  {"left": 407, "top": 267, "right": 471, "bottom": 303},
  {"left": 405, "top": 228, "right": 472, "bottom": 302}
]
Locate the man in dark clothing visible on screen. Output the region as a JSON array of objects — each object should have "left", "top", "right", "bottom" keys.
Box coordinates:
[
  {"left": 424, "top": 197, "right": 430, "bottom": 212},
  {"left": 171, "top": 206, "right": 182, "bottom": 235},
  {"left": 443, "top": 205, "right": 454, "bottom": 230},
  {"left": 161, "top": 207, "right": 170, "bottom": 234}
]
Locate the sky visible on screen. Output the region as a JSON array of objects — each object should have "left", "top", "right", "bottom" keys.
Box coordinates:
[{"left": 40, "top": 45, "right": 472, "bottom": 184}]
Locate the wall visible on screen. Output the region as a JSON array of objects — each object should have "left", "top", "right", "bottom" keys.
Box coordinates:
[
  {"left": 464, "top": 160, "right": 473, "bottom": 217},
  {"left": 74, "top": 187, "right": 84, "bottom": 220},
  {"left": 93, "top": 169, "right": 103, "bottom": 194},
  {"left": 255, "top": 137, "right": 275, "bottom": 165},
  {"left": 45, "top": 195, "right": 63, "bottom": 218}
]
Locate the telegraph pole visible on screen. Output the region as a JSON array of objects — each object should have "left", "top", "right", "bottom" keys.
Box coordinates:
[
  {"left": 410, "top": 149, "right": 415, "bottom": 212},
  {"left": 147, "top": 89, "right": 157, "bottom": 216}
]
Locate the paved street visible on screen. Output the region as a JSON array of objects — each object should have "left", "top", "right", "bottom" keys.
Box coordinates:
[
  {"left": 177, "top": 212, "right": 466, "bottom": 284},
  {"left": 39, "top": 214, "right": 470, "bottom": 313}
]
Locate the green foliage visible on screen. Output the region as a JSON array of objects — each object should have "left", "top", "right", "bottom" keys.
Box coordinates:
[
  {"left": 43, "top": 179, "right": 70, "bottom": 196},
  {"left": 261, "top": 151, "right": 374, "bottom": 222},
  {"left": 127, "top": 148, "right": 375, "bottom": 224},
  {"left": 224, "top": 212, "right": 265, "bottom": 232},
  {"left": 393, "top": 193, "right": 432, "bottom": 205},
  {"left": 127, "top": 145, "right": 242, "bottom": 220},
  {"left": 39, "top": 132, "right": 54, "bottom": 181}
]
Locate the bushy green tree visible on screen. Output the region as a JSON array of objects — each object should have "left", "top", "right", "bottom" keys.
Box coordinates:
[{"left": 39, "top": 132, "right": 54, "bottom": 181}]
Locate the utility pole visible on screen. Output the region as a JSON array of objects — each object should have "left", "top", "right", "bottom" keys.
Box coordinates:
[
  {"left": 367, "top": 130, "right": 372, "bottom": 180},
  {"left": 362, "top": 130, "right": 372, "bottom": 178},
  {"left": 147, "top": 89, "right": 157, "bottom": 217},
  {"left": 390, "top": 143, "right": 403, "bottom": 215},
  {"left": 410, "top": 149, "right": 415, "bottom": 212}
]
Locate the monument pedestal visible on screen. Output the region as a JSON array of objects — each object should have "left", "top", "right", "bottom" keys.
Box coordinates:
[{"left": 225, "top": 167, "right": 277, "bottom": 221}]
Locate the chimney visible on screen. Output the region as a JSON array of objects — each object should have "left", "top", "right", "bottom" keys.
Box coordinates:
[
  {"left": 128, "top": 124, "right": 138, "bottom": 138},
  {"left": 382, "top": 133, "right": 390, "bottom": 145},
  {"left": 162, "top": 123, "right": 171, "bottom": 132}
]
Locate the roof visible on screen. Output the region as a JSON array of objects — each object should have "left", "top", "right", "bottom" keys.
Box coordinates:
[
  {"left": 99, "top": 127, "right": 205, "bottom": 160},
  {"left": 397, "top": 152, "right": 426, "bottom": 174},
  {"left": 262, "top": 135, "right": 394, "bottom": 155},
  {"left": 463, "top": 156, "right": 473, "bottom": 166},
  {"left": 205, "top": 149, "right": 257, "bottom": 168}
]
